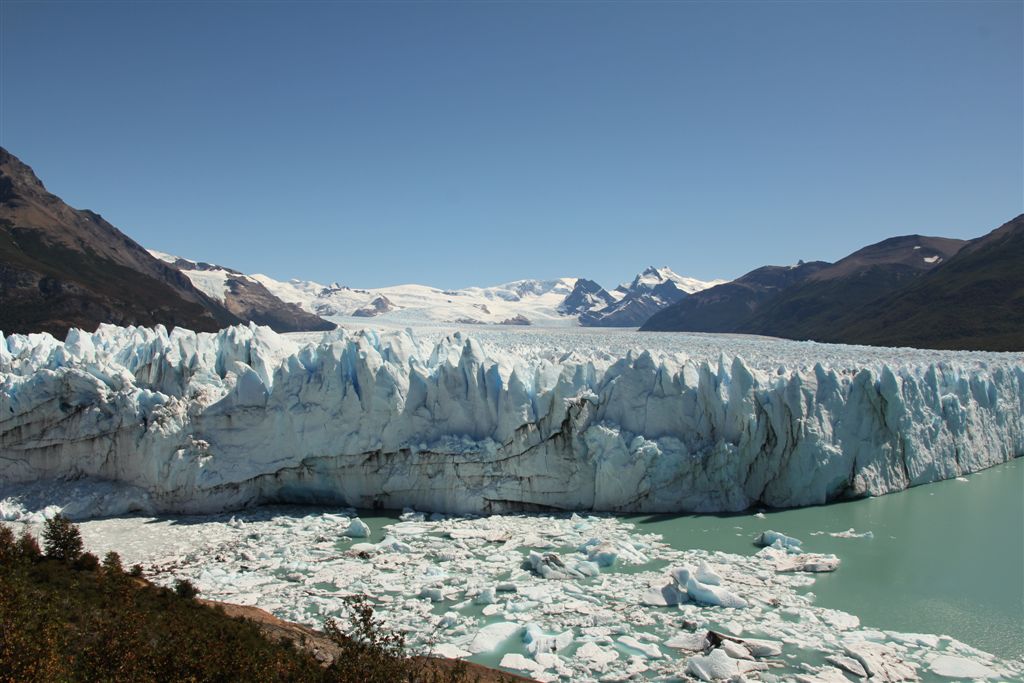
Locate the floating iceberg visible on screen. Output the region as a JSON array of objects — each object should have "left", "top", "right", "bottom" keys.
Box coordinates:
[{"left": 1, "top": 323, "right": 1022, "bottom": 517}]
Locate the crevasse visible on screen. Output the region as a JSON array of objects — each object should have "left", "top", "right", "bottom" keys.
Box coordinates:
[{"left": 1, "top": 323, "right": 1021, "bottom": 517}]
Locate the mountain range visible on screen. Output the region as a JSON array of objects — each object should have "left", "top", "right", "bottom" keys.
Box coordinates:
[
  {"left": 170, "top": 257, "right": 722, "bottom": 328},
  {"left": 643, "top": 216, "right": 1024, "bottom": 352},
  {"left": 0, "top": 147, "right": 722, "bottom": 335},
  {"left": 1, "top": 147, "right": 1019, "bottom": 350}
]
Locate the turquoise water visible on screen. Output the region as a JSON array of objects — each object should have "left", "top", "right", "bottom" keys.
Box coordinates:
[{"left": 628, "top": 459, "right": 1024, "bottom": 659}]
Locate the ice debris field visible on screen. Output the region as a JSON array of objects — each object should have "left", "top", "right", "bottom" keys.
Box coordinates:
[
  {"left": 1, "top": 322, "right": 1023, "bottom": 519},
  {"left": 24, "top": 507, "right": 1020, "bottom": 682}
]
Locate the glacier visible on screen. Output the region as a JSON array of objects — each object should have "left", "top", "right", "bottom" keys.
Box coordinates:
[{"left": 1, "top": 322, "right": 1022, "bottom": 518}]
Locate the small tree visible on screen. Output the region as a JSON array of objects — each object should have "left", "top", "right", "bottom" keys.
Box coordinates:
[
  {"left": 102, "top": 551, "right": 124, "bottom": 574},
  {"left": 42, "top": 514, "right": 83, "bottom": 562},
  {"left": 128, "top": 563, "right": 144, "bottom": 577},
  {"left": 16, "top": 529, "right": 41, "bottom": 559},
  {"left": 0, "top": 523, "right": 14, "bottom": 563},
  {"left": 324, "top": 595, "right": 411, "bottom": 683}
]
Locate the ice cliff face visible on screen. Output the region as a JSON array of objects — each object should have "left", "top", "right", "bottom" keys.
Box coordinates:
[{"left": 1, "top": 323, "right": 1021, "bottom": 517}]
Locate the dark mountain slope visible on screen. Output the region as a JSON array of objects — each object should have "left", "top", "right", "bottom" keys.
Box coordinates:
[
  {"left": 153, "top": 254, "right": 335, "bottom": 332},
  {"left": 641, "top": 261, "right": 830, "bottom": 332},
  {"left": 826, "top": 215, "right": 1024, "bottom": 351},
  {"left": 0, "top": 147, "right": 240, "bottom": 336},
  {"left": 741, "top": 235, "right": 966, "bottom": 340}
]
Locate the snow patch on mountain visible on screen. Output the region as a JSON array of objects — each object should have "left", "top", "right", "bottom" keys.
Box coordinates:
[
  {"left": 621, "top": 266, "right": 727, "bottom": 295},
  {"left": 148, "top": 249, "right": 241, "bottom": 302}
]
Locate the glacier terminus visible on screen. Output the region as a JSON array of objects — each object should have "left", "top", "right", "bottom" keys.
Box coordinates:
[{"left": 1, "top": 322, "right": 1020, "bottom": 519}]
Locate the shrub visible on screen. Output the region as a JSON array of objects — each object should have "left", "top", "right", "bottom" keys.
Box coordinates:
[
  {"left": 102, "top": 550, "right": 124, "bottom": 574},
  {"left": 324, "top": 595, "right": 411, "bottom": 683},
  {"left": 74, "top": 552, "right": 100, "bottom": 571},
  {"left": 42, "top": 514, "right": 83, "bottom": 562},
  {"left": 0, "top": 524, "right": 14, "bottom": 563},
  {"left": 16, "top": 530, "right": 41, "bottom": 559},
  {"left": 129, "top": 563, "right": 144, "bottom": 577},
  {"left": 173, "top": 578, "right": 199, "bottom": 599}
]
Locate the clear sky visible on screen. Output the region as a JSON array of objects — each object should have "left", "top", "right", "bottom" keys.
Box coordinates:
[{"left": 1, "top": 1, "right": 1021, "bottom": 289}]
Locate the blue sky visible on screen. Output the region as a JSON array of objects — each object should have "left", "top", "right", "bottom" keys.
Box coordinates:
[{"left": 1, "top": 1, "right": 1021, "bottom": 289}]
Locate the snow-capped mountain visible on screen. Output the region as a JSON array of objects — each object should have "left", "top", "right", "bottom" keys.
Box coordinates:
[
  {"left": 148, "top": 251, "right": 334, "bottom": 333},
  {"left": 558, "top": 279, "right": 619, "bottom": 315},
  {"left": 249, "top": 275, "right": 586, "bottom": 326},
  {"left": 581, "top": 266, "right": 727, "bottom": 327},
  {"left": 148, "top": 250, "right": 725, "bottom": 329},
  {"left": 251, "top": 266, "right": 724, "bottom": 328},
  {"left": 617, "top": 265, "right": 727, "bottom": 296}
]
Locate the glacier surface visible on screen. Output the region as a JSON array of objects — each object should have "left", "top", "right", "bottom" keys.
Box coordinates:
[{"left": 1, "top": 322, "right": 1022, "bottom": 517}]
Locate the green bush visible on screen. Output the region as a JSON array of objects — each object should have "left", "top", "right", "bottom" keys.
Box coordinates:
[
  {"left": 324, "top": 596, "right": 411, "bottom": 683},
  {"left": 15, "top": 530, "right": 41, "bottom": 559},
  {"left": 173, "top": 578, "right": 199, "bottom": 599},
  {"left": 101, "top": 551, "right": 123, "bottom": 574},
  {"left": 42, "top": 514, "right": 83, "bottom": 562},
  {"left": 73, "top": 552, "right": 100, "bottom": 571},
  {"left": 0, "top": 524, "right": 14, "bottom": 563}
]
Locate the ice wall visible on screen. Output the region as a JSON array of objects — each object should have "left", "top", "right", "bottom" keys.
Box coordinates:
[{"left": 2, "top": 323, "right": 1022, "bottom": 517}]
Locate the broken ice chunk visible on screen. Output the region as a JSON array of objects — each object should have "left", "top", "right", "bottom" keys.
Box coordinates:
[
  {"left": 642, "top": 581, "right": 687, "bottom": 607},
  {"left": 584, "top": 542, "right": 618, "bottom": 567},
  {"left": 695, "top": 560, "right": 723, "bottom": 586},
  {"left": 418, "top": 586, "right": 444, "bottom": 602},
  {"left": 617, "top": 635, "right": 663, "bottom": 659},
  {"left": 579, "top": 537, "right": 648, "bottom": 566},
  {"left": 574, "top": 641, "right": 619, "bottom": 669},
  {"left": 469, "top": 622, "right": 523, "bottom": 653},
  {"left": 523, "top": 623, "right": 573, "bottom": 656},
  {"left": 664, "top": 632, "right": 710, "bottom": 652},
  {"left": 829, "top": 528, "right": 874, "bottom": 539},
  {"left": 343, "top": 518, "right": 371, "bottom": 538},
  {"left": 775, "top": 553, "right": 840, "bottom": 573},
  {"left": 472, "top": 587, "right": 496, "bottom": 605},
  {"left": 828, "top": 654, "right": 868, "bottom": 677},
  {"left": 843, "top": 641, "right": 919, "bottom": 681},
  {"left": 754, "top": 529, "right": 802, "bottom": 550},
  {"left": 528, "top": 551, "right": 589, "bottom": 580},
  {"left": 686, "top": 576, "right": 748, "bottom": 609},
  {"left": 375, "top": 535, "right": 411, "bottom": 553},
  {"left": 686, "top": 648, "right": 739, "bottom": 681},
  {"left": 928, "top": 654, "right": 997, "bottom": 679}
]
